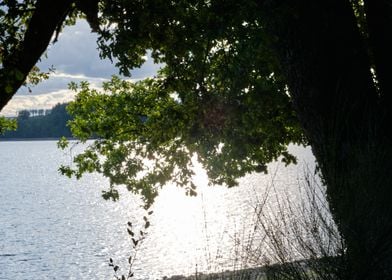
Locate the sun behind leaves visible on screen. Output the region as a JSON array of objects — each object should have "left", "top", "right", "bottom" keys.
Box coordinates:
[{"left": 59, "top": 72, "right": 304, "bottom": 208}]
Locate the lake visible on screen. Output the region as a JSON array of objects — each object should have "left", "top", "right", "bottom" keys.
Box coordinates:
[{"left": 0, "top": 141, "right": 316, "bottom": 279}]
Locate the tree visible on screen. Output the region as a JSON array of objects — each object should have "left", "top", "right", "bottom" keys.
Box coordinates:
[
  {"left": 2, "top": 1, "right": 392, "bottom": 278},
  {"left": 17, "top": 109, "right": 30, "bottom": 120},
  {"left": 1, "top": 103, "right": 72, "bottom": 139}
]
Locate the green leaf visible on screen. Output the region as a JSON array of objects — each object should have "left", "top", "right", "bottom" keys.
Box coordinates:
[
  {"left": 0, "top": 117, "right": 17, "bottom": 135},
  {"left": 57, "top": 136, "right": 69, "bottom": 149},
  {"left": 58, "top": 2, "right": 305, "bottom": 206}
]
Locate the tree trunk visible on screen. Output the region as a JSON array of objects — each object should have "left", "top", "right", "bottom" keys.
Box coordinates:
[
  {"left": 262, "top": 0, "right": 392, "bottom": 278},
  {"left": 364, "top": 0, "right": 392, "bottom": 111}
]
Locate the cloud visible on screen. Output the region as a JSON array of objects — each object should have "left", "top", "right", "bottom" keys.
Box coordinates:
[
  {"left": 16, "top": 71, "right": 107, "bottom": 96},
  {"left": 50, "top": 72, "right": 108, "bottom": 80},
  {"left": 16, "top": 70, "right": 145, "bottom": 96},
  {"left": 36, "top": 20, "right": 160, "bottom": 80},
  {"left": 37, "top": 20, "right": 117, "bottom": 78},
  {"left": 3, "top": 19, "right": 161, "bottom": 115},
  {"left": 2, "top": 89, "right": 77, "bottom": 117}
]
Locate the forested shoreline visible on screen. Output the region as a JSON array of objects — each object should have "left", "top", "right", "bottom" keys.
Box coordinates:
[{"left": 0, "top": 103, "right": 72, "bottom": 139}]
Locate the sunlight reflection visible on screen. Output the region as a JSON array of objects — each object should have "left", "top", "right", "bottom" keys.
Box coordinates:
[{"left": 0, "top": 142, "right": 316, "bottom": 279}]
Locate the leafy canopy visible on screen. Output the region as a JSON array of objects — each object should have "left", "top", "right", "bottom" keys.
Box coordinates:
[{"left": 58, "top": 0, "right": 305, "bottom": 207}]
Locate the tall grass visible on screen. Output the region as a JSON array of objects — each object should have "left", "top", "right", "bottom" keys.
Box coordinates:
[
  {"left": 187, "top": 167, "right": 347, "bottom": 280},
  {"left": 252, "top": 170, "right": 347, "bottom": 280},
  {"left": 116, "top": 166, "right": 347, "bottom": 280}
]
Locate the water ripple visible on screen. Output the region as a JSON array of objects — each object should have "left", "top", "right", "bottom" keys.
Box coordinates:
[{"left": 0, "top": 141, "right": 315, "bottom": 279}]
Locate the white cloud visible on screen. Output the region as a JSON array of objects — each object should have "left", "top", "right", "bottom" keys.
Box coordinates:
[
  {"left": 50, "top": 71, "right": 140, "bottom": 83},
  {"left": 16, "top": 70, "right": 144, "bottom": 97},
  {"left": 50, "top": 71, "right": 109, "bottom": 81},
  {"left": 16, "top": 72, "right": 106, "bottom": 96},
  {"left": 1, "top": 89, "right": 77, "bottom": 117}
]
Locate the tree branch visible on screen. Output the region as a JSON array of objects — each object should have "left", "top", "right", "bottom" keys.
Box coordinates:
[{"left": 0, "top": 0, "right": 73, "bottom": 112}]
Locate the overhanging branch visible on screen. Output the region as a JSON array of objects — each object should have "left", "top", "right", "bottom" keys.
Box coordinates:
[{"left": 0, "top": 0, "right": 73, "bottom": 111}]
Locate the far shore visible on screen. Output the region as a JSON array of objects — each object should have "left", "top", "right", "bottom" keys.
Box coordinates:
[
  {"left": 0, "top": 137, "right": 83, "bottom": 142},
  {"left": 0, "top": 138, "right": 67, "bottom": 142}
]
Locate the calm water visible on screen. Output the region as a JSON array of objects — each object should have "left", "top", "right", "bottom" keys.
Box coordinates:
[{"left": 0, "top": 141, "right": 315, "bottom": 280}]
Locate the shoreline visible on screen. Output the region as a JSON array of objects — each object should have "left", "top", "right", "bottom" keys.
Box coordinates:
[
  {"left": 0, "top": 138, "right": 65, "bottom": 141},
  {"left": 164, "top": 266, "right": 269, "bottom": 280},
  {"left": 0, "top": 137, "right": 82, "bottom": 142},
  {"left": 163, "top": 257, "right": 339, "bottom": 280}
]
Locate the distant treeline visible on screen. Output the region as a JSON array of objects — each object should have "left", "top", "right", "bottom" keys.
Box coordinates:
[{"left": 0, "top": 103, "right": 72, "bottom": 139}]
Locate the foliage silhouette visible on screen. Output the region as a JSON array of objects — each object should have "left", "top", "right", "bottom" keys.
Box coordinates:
[{"left": 2, "top": 1, "right": 392, "bottom": 278}]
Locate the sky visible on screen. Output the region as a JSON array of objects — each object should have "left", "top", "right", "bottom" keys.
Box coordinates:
[{"left": 1, "top": 20, "right": 160, "bottom": 116}]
